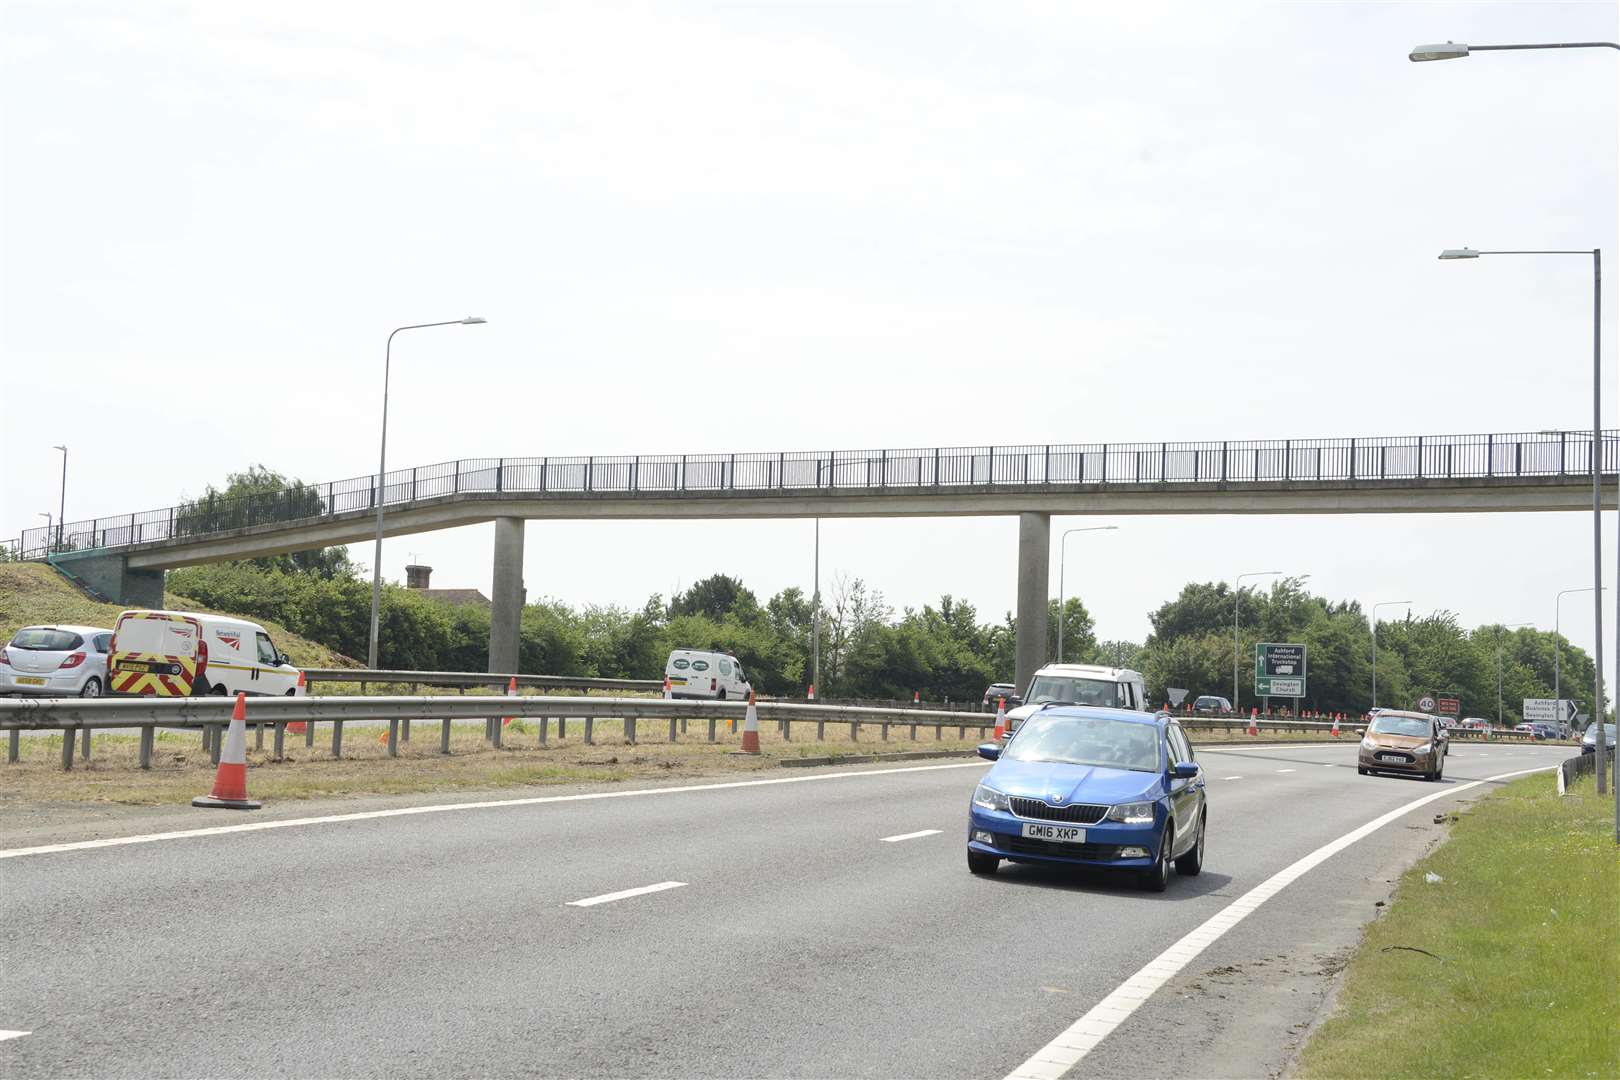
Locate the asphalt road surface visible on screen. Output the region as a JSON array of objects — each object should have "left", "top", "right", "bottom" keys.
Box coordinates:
[{"left": 0, "top": 741, "right": 1572, "bottom": 1078}]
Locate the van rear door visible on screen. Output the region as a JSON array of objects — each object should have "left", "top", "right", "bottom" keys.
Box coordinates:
[{"left": 110, "top": 613, "right": 204, "bottom": 696}]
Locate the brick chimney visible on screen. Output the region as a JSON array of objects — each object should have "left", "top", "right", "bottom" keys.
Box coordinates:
[{"left": 405, "top": 564, "right": 432, "bottom": 590}]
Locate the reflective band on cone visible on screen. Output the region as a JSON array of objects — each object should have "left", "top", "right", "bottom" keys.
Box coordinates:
[
  {"left": 737, "top": 691, "right": 762, "bottom": 754},
  {"left": 193, "top": 693, "right": 261, "bottom": 810}
]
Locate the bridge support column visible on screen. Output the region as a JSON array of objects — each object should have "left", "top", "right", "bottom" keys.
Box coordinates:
[
  {"left": 1015, "top": 512, "right": 1050, "bottom": 699},
  {"left": 489, "top": 517, "right": 525, "bottom": 675}
]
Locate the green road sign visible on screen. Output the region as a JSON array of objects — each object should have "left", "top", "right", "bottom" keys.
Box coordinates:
[{"left": 1256, "top": 642, "right": 1307, "bottom": 698}]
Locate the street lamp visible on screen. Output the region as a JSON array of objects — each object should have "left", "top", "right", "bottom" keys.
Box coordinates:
[
  {"left": 1410, "top": 40, "right": 1618, "bottom": 62},
  {"left": 811, "top": 518, "right": 821, "bottom": 698},
  {"left": 1554, "top": 587, "right": 1603, "bottom": 722},
  {"left": 52, "top": 445, "right": 66, "bottom": 552},
  {"left": 1370, "top": 600, "right": 1411, "bottom": 709},
  {"left": 1415, "top": 36, "right": 1619, "bottom": 822},
  {"left": 367, "top": 317, "right": 487, "bottom": 669},
  {"left": 1055, "top": 526, "right": 1119, "bottom": 663},
  {"left": 1494, "top": 622, "right": 1534, "bottom": 727},
  {"left": 1440, "top": 247, "right": 1605, "bottom": 795}
]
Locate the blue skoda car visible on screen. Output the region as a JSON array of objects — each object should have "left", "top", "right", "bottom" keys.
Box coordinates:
[{"left": 966, "top": 705, "right": 1207, "bottom": 891}]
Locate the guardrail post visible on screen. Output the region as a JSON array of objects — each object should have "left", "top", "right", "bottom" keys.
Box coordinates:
[
  {"left": 8, "top": 729, "right": 19, "bottom": 764},
  {"left": 492, "top": 714, "right": 502, "bottom": 749},
  {"left": 708, "top": 717, "right": 716, "bottom": 743},
  {"left": 306, "top": 716, "right": 315, "bottom": 747},
  {"left": 557, "top": 717, "right": 565, "bottom": 741},
  {"left": 401, "top": 717, "right": 411, "bottom": 742},
  {"left": 816, "top": 718, "right": 825, "bottom": 741},
  {"left": 332, "top": 720, "right": 343, "bottom": 759},
  {"left": 441, "top": 718, "right": 452, "bottom": 754},
  {"left": 625, "top": 717, "right": 636, "bottom": 745},
  {"left": 681, "top": 718, "right": 687, "bottom": 735},
  {"left": 254, "top": 720, "right": 263, "bottom": 752},
  {"left": 936, "top": 723, "right": 942, "bottom": 740},
  {"left": 851, "top": 719, "right": 859, "bottom": 741},
  {"left": 387, "top": 719, "right": 399, "bottom": 757},
  {"left": 209, "top": 725, "right": 222, "bottom": 765},
  {"left": 80, "top": 726, "right": 91, "bottom": 761},
  {"left": 61, "top": 728, "right": 75, "bottom": 770},
  {"left": 668, "top": 717, "right": 677, "bottom": 743},
  {"left": 584, "top": 717, "right": 594, "bottom": 745},
  {"left": 881, "top": 720, "right": 889, "bottom": 741},
  {"left": 958, "top": 722, "right": 966, "bottom": 739},
  {"left": 273, "top": 722, "right": 285, "bottom": 760},
  {"left": 139, "top": 727, "right": 153, "bottom": 769},
  {"left": 909, "top": 721, "right": 917, "bottom": 740}
]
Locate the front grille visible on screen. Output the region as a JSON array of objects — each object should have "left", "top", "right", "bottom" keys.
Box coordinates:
[
  {"left": 1009, "top": 797, "right": 1107, "bottom": 824},
  {"left": 1004, "top": 836, "right": 1121, "bottom": 859}
]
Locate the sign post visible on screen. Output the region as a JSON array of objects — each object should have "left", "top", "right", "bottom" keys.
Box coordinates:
[{"left": 1255, "top": 643, "right": 1307, "bottom": 700}]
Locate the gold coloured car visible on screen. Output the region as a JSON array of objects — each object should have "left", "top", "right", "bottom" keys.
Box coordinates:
[{"left": 1358, "top": 709, "right": 1447, "bottom": 781}]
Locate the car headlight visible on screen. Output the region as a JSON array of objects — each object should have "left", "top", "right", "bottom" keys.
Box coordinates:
[
  {"left": 1106, "top": 801, "right": 1156, "bottom": 824},
  {"left": 1360, "top": 736, "right": 1376, "bottom": 750},
  {"left": 973, "top": 785, "right": 1010, "bottom": 812},
  {"left": 1414, "top": 742, "right": 1432, "bottom": 754}
]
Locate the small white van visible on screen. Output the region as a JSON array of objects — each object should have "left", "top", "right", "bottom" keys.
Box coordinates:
[
  {"left": 1005, "top": 663, "right": 1149, "bottom": 734},
  {"left": 664, "top": 649, "right": 753, "bottom": 701},
  {"left": 109, "top": 609, "right": 303, "bottom": 698}
]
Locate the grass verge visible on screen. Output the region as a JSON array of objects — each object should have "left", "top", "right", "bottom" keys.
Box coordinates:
[{"left": 1296, "top": 773, "right": 1618, "bottom": 1079}]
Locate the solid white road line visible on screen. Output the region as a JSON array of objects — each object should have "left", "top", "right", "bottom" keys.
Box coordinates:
[
  {"left": 1003, "top": 765, "right": 1553, "bottom": 1080},
  {"left": 880, "top": 829, "right": 943, "bottom": 842},
  {"left": 567, "top": 881, "right": 686, "bottom": 907},
  {"left": 0, "top": 1030, "right": 30, "bottom": 1041},
  {"left": 1275, "top": 768, "right": 1296, "bottom": 773},
  {"left": 0, "top": 761, "right": 988, "bottom": 861}
]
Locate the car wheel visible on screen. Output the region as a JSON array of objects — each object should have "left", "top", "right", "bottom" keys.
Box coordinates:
[
  {"left": 1431, "top": 761, "right": 1443, "bottom": 782},
  {"left": 1175, "top": 813, "right": 1205, "bottom": 877},
  {"left": 717, "top": 689, "right": 727, "bottom": 701},
  {"left": 967, "top": 849, "right": 1000, "bottom": 876},
  {"left": 213, "top": 685, "right": 228, "bottom": 697},
  {"left": 1357, "top": 766, "right": 1368, "bottom": 775},
  {"left": 1140, "top": 826, "right": 1172, "bottom": 892},
  {"left": 78, "top": 677, "right": 102, "bottom": 698}
]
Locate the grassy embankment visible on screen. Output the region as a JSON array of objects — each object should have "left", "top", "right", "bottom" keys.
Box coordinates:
[{"left": 1297, "top": 772, "right": 1618, "bottom": 1079}]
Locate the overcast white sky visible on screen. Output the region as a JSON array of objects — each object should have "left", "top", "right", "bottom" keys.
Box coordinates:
[{"left": 4, "top": 1, "right": 1618, "bottom": 660}]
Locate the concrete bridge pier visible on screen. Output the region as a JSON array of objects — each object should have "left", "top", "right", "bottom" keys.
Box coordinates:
[
  {"left": 489, "top": 517, "right": 525, "bottom": 675},
  {"left": 1014, "top": 512, "right": 1050, "bottom": 699}
]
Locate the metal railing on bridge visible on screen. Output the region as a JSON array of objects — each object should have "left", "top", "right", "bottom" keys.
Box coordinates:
[{"left": 9, "top": 428, "right": 1616, "bottom": 559}]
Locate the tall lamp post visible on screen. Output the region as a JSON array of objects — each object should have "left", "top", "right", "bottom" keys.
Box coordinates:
[
  {"left": 1055, "top": 526, "right": 1119, "bottom": 662},
  {"left": 1494, "top": 622, "right": 1534, "bottom": 727},
  {"left": 367, "top": 318, "right": 487, "bottom": 669},
  {"left": 52, "top": 445, "right": 67, "bottom": 552},
  {"left": 1554, "top": 587, "right": 1602, "bottom": 723},
  {"left": 811, "top": 518, "right": 821, "bottom": 698},
  {"left": 1439, "top": 247, "right": 1606, "bottom": 798},
  {"left": 1411, "top": 31, "right": 1620, "bottom": 839},
  {"left": 1370, "top": 600, "right": 1411, "bottom": 710}
]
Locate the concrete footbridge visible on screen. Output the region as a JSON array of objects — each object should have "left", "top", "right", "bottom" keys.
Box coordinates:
[{"left": 12, "top": 428, "right": 1617, "bottom": 694}]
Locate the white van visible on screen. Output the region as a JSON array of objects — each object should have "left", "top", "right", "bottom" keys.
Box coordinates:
[
  {"left": 109, "top": 609, "right": 303, "bottom": 698},
  {"left": 1005, "top": 663, "right": 1149, "bottom": 734},
  {"left": 664, "top": 649, "right": 753, "bottom": 701}
]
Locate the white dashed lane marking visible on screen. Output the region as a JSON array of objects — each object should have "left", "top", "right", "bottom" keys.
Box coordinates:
[
  {"left": 880, "top": 829, "right": 943, "bottom": 843},
  {"left": 1275, "top": 769, "right": 1296, "bottom": 773},
  {"left": 567, "top": 881, "right": 687, "bottom": 908},
  {"left": 1221, "top": 776, "right": 1242, "bottom": 780},
  {"left": 0, "top": 1031, "right": 30, "bottom": 1042}
]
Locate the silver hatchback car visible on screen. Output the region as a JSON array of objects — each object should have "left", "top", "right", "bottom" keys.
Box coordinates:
[{"left": 0, "top": 625, "right": 115, "bottom": 697}]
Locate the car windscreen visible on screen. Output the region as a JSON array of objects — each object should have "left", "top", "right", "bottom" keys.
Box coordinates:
[
  {"left": 1370, "top": 715, "right": 1430, "bottom": 738},
  {"left": 1025, "top": 676, "right": 1118, "bottom": 707},
  {"left": 9, "top": 628, "right": 82, "bottom": 651},
  {"left": 1003, "top": 714, "right": 1160, "bottom": 772}
]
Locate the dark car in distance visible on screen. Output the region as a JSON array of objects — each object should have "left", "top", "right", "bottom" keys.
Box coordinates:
[{"left": 983, "top": 683, "right": 1022, "bottom": 710}]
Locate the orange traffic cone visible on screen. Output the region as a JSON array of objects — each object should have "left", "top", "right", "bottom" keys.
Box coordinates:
[
  {"left": 663, "top": 675, "right": 673, "bottom": 700},
  {"left": 913, "top": 690, "right": 920, "bottom": 704},
  {"left": 738, "top": 691, "right": 761, "bottom": 754},
  {"left": 288, "top": 671, "right": 309, "bottom": 733},
  {"left": 993, "top": 698, "right": 1007, "bottom": 740},
  {"left": 194, "top": 693, "right": 261, "bottom": 810},
  {"left": 807, "top": 683, "right": 816, "bottom": 701},
  {"left": 1247, "top": 708, "right": 1259, "bottom": 737},
  {"left": 1330, "top": 713, "right": 1341, "bottom": 737},
  {"left": 503, "top": 675, "right": 517, "bottom": 727}
]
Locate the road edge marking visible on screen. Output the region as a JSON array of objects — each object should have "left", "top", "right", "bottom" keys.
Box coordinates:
[
  {"left": 880, "top": 829, "right": 943, "bottom": 842},
  {"left": 1003, "top": 765, "right": 1553, "bottom": 1080},
  {"left": 567, "top": 881, "right": 686, "bottom": 907},
  {"left": 0, "top": 761, "right": 987, "bottom": 860},
  {"left": 0, "top": 1031, "right": 30, "bottom": 1042}
]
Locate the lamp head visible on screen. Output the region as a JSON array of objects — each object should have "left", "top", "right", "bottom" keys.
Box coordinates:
[
  {"left": 1438, "top": 248, "right": 1481, "bottom": 260},
  {"left": 461, "top": 316, "right": 487, "bottom": 325},
  {"left": 1410, "top": 42, "right": 1469, "bottom": 62}
]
